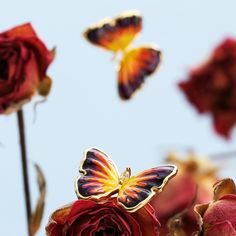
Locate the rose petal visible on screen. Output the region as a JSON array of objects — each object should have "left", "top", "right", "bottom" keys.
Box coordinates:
[
  {"left": 46, "top": 199, "right": 160, "bottom": 236},
  {"left": 0, "top": 23, "right": 37, "bottom": 38},
  {"left": 46, "top": 203, "right": 73, "bottom": 236},
  {"left": 132, "top": 204, "right": 160, "bottom": 236},
  {"left": 194, "top": 203, "right": 210, "bottom": 232},
  {"left": 213, "top": 178, "right": 236, "bottom": 201},
  {"left": 213, "top": 112, "right": 236, "bottom": 138},
  {"left": 0, "top": 23, "right": 54, "bottom": 114},
  {"left": 204, "top": 221, "right": 236, "bottom": 236},
  {"left": 178, "top": 38, "right": 236, "bottom": 138}
]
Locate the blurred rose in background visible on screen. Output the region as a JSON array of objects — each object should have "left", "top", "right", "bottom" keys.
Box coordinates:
[
  {"left": 179, "top": 38, "right": 236, "bottom": 139},
  {"left": 150, "top": 153, "right": 218, "bottom": 235}
]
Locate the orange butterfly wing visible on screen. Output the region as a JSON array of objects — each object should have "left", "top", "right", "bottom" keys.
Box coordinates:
[
  {"left": 117, "top": 166, "right": 177, "bottom": 212},
  {"left": 84, "top": 11, "right": 142, "bottom": 52},
  {"left": 118, "top": 46, "right": 162, "bottom": 100},
  {"left": 75, "top": 148, "right": 120, "bottom": 200}
]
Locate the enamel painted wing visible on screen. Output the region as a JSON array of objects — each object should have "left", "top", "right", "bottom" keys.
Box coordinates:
[
  {"left": 117, "top": 166, "right": 177, "bottom": 212},
  {"left": 75, "top": 148, "right": 178, "bottom": 213},
  {"left": 75, "top": 148, "right": 120, "bottom": 199},
  {"left": 84, "top": 11, "right": 142, "bottom": 52},
  {"left": 118, "top": 46, "right": 162, "bottom": 99}
]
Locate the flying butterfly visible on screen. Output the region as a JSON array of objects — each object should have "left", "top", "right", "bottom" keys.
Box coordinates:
[
  {"left": 84, "top": 10, "right": 162, "bottom": 100},
  {"left": 75, "top": 148, "right": 177, "bottom": 212}
]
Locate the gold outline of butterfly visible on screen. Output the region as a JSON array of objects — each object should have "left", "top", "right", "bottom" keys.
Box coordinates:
[
  {"left": 83, "top": 10, "right": 162, "bottom": 100},
  {"left": 75, "top": 148, "right": 178, "bottom": 212}
]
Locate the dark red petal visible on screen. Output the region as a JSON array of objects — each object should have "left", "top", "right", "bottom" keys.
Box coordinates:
[
  {"left": 204, "top": 221, "right": 236, "bottom": 236},
  {"left": 213, "top": 111, "right": 236, "bottom": 138},
  {"left": 132, "top": 204, "right": 160, "bottom": 236},
  {"left": 0, "top": 23, "right": 37, "bottom": 38}
]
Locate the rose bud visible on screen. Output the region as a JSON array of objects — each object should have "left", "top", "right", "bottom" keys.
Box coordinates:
[
  {"left": 46, "top": 199, "right": 160, "bottom": 236},
  {"left": 150, "top": 153, "right": 218, "bottom": 235},
  {"left": 195, "top": 178, "right": 236, "bottom": 236},
  {"left": 178, "top": 38, "right": 236, "bottom": 138},
  {"left": 0, "top": 23, "right": 54, "bottom": 114}
]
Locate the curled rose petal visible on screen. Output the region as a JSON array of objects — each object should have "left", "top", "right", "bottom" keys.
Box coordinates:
[
  {"left": 194, "top": 178, "right": 236, "bottom": 236},
  {"left": 151, "top": 153, "right": 218, "bottom": 235}
]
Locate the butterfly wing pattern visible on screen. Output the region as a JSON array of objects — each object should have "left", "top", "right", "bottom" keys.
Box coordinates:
[
  {"left": 117, "top": 166, "right": 177, "bottom": 212},
  {"left": 118, "top": 46, "right": 162, "bottom": 99},
  {"left": 84, "top": 11, "right": 162, "bottom": 100},
  {"left": 84, "top": 11, "right": 142, "bottom": 52},
  {"left": 76, "top": 148, "right": 177, "bottom": 213},
  {"left": 75, "top": 148, "right": 120, "bottom": 200}
]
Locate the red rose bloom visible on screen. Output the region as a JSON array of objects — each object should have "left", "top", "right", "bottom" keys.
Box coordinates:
[
  {"left": 0, "top": 23, "right": 54, "bottom": 114},
  {"left": 46, "top": 199, "right": 160, "bottom": 236},
  {"left": 179, "top": 38, "right": 236, "bottom": 138},
  {"left": 195, "top": 178, "right": 236, "bottom": 236},
  {"left": 150, "top": 153, "right": 218, "bottom": 235}
]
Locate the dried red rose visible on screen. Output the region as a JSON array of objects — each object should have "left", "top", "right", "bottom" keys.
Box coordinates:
[
  {"left": 0, "top": 23, "right": 54, "bottom": 114},
  {"left": 195, "top": 178, "right": 236, "bottom": 236},
  {"left": 46, "top": 199, "right": 160, "bottom": 236},
  {"left": 179, "top": 38, "right": 236, "bottom": 138},
  {"left": 150, "top": 153, "right": 218, "bottom": 235}
]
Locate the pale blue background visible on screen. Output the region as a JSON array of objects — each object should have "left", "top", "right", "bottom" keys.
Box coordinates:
[{"left": 1, "top": 1, "right": 236, "bottom": 235}]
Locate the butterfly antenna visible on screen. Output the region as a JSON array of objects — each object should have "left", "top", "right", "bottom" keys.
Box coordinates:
[
  {"left": 120, "top": 167, "right": 131, "bottom": 184},
  {"left": 111, "top": 52, "right": 120, "bottom": 62},
  {"left": 126, "top": 167, "right": 131, "bottom": 178}
]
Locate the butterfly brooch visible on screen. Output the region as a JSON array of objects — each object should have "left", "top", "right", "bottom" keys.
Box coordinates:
[
  {"left": 75, "top": 148, "right": 177, "bottom": 212},
  {"left": 84, "top": 10, "right": 162, "bottom": 100}
]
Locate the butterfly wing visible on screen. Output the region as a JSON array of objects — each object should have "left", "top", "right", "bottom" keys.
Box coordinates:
[
  {"left": 117, "top": 165, "right": 177, "bottom": 212},
  {"left": 75, "top": 148, "right": 120, "bottom": 200},
  {"left": 118, "top": 46, "right": 162, "bottom": 100},
  {"left": 84, "top": 11, "right": 142, "bottom": 52}
]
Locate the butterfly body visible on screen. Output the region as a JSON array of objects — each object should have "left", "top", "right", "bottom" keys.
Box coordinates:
[
  {"left": 84, "top": 11, "right": 162, "bottom": 100},
  {"left": 75, "top": 148, "right": 177, "bottom": 212},
  {"left": 119, "top": 167, "right": 131, "bottom": 185}
]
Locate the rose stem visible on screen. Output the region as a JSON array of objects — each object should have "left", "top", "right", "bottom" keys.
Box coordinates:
[
  {"left": 17, "top": 109, "right": 32, "bottom": 236},
  {"left": 209, "top": 150, "right": 236, "bottom": 160}
]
